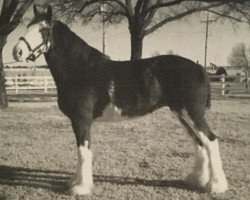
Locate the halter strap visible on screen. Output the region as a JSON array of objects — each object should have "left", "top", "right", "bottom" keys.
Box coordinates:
[
  {"left": 19, "top": 34, "right": 50, "bottom": 62},
  {"left": 19, "top": 37, "right": 32, "bottom": 51}
]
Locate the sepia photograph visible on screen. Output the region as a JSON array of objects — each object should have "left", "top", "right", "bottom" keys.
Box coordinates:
[{"left": 0, "top": 0, "right": 249, "bottom": 199}]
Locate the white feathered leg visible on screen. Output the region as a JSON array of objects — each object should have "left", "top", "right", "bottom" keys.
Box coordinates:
[
  {"left": 197, "top": 132, "right": 228, "bottom": 194},
  {"left": 70, "top": 141, "right": 93, "bottom": 195},
  {"left": 186, "top": 142, "right": 210, "bottom": 188}
]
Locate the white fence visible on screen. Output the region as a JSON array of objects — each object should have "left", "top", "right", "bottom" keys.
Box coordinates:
[
  {"left": 5, "top": 74, "right": 250, "bottom": 97},
  {"left": 5, "top": 76, "right": 56, "bottom": 94},
  {"left": 209, "top": 75, "right": 250, "bottom": 96}
]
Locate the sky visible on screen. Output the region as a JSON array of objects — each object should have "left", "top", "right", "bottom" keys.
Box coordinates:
[{"left": 3, "top": 7, "right": 250, "bottom": 67}]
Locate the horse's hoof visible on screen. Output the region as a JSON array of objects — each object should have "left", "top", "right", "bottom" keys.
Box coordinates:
[
  {"left": 185, "top": 172, "right": 209, "bottom": 188},
  {"left": 206, "top": 179, "right": 228, "bottom": 194},
  {"left": 69, "top": 184, "right": 93, "bottom": 195}
]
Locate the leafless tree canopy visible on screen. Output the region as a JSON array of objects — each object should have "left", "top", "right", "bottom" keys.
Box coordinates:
[
  {"left": 53, "top": 0, "right": 250, "bottom": 60},
  {"left": 53, "top": 0, "right": 250, "bottom": 31},
  {"left": 228, "top": 43, "right": 250, "bottom": 70}
]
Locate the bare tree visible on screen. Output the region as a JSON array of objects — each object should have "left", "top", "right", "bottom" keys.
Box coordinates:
[
  {"left": 0, "top": 0, "right": 34, "bottom": 108},
  {"left": 228, "top": 42, "right": 250, "bottom": 70},
  {"left": 54, "top": 0, "right": 250, "bottom": 61}
]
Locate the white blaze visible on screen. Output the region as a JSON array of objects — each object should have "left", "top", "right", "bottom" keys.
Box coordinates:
[
  {"left": 26, "top": 24, "right": 45, "bottom": 49},
  {"left": 14, "top": 21, "right": 50, "bottom": 61}
]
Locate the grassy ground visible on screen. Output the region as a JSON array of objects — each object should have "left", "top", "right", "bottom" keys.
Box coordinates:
[{"left": 0, "top": 99, "right": 249, "bottom": 200}]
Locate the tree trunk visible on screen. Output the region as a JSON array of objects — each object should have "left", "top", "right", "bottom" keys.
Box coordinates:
[
  {"left": 130, "top": 32, "right": 144, "bottom": 61},
  {"left": 0, "top": 35, "right": 8, "bottom": 108},
  {"left": 129, "top": 22, "right": 144, "bottom": 61}
]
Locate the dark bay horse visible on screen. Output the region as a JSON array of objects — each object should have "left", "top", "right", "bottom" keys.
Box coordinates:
[
  {"left": 12, "top": 5, "right": 228, "bottom": 195},
  {"left": 208, "top": 67, "right": 228, "bottom": 82}
]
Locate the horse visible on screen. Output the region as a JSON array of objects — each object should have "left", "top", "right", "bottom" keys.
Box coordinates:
[
  {"left": 12, "top": 5, "right": 228, "bottom": 195},
  {"left": 207, "top": 67, "right": 228, "bottom": 82}
]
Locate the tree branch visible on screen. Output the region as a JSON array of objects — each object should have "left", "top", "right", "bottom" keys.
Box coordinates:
[
  {"left": 144, "top": 2, "right": 224, "bottom": 36},
  {"left": 77, "top": 0, "right": 129, "bottom": 18},
  {"left": 0, "top": 0, "right": 34, "bottom": 34},
  {"left": 228, "top": 3, "right": 250, "bottom": 24},
  {"left": 141, "top": 0, "right": 150, "bottom": 13},
  {"left": 78, "top": 0, "right": 98, "bottom": 13},
  {"left": 134, "top": 0, "right": 144, "bottom": 19},
  {"left": 146, "top": 0, "right": 184, "bottom": 13},
  {"left": 207, "top": 9, "right": 246, "bottom": 23},
  {"left": 146, "top": 0, "right": 248, "bottom": 14},
  {"left": 104, "top": 10, "right": 124, "bottom": 23},
  {"left": 125, "top": 0, "right": 133, "bottom": 16},
  {"left": 0, "top": 0, "right": 19, "bottom": 25},
  {"left": 197, "top": 0, "right": 248, "bottom": 3}
]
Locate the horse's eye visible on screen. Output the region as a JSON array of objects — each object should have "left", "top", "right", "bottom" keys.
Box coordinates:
[{"left": 40, "top": 28, "right": 50, "bottom": 39}]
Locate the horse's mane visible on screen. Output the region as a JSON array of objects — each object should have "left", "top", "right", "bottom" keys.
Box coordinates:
[{"left": 51, "top": 20, "right": 109, "bottom": 61}]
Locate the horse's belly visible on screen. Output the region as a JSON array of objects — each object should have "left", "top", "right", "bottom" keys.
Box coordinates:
[{"left": 95, "top": 99, "right": 162, "bottom": 122}]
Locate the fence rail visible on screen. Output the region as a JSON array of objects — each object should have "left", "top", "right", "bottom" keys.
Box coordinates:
[
  {"left": 209, "top": 74, "right": 250, "bottom": 96},
  {"left": 5, "top": 76, "right": 56, "bottom": 94},
  {"left": 5, "top": 74, "right": 250, "bottom": 97}
]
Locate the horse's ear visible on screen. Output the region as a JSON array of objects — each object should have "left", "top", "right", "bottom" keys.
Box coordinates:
[
  {"left": 33, "top": 4, "right": 39, "bottom": 17},
  {"left": 46, "top": 5, "right": 53, "bottom": 22}
]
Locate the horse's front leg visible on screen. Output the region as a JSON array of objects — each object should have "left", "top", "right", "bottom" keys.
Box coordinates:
[{"left": 69, "top": 117, "right": 93, "bottom": 195}]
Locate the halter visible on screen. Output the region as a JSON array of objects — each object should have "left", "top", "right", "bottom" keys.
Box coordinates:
[{"left": 19, "top": 32, "right": 50, "bottom": 62}]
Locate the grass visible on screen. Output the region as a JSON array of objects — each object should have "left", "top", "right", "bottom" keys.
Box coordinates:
[{"left": 0, "top": 99, "right": 249, "bottom": 200}]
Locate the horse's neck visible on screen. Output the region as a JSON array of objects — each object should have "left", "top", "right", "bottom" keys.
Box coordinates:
[
  {"left": 48, "top": 21, "right": 87, "bottom": 58},
  {"left": 45, "top": 21, "right": 89, "bottom": 78},
  {"left": 46, "top": 21, "right": 106, "bottom": 65},
  {"left": 44, "top": 21, "right": 110, "bottom": 85}
]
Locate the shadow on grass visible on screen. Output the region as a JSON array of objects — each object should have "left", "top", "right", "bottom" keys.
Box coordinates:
[
  {"left": 0, "top": 165, "right": 203, "bottom": 194},
  {"left": 0, "top": 165, "right": 71, "bottom": 193},
  {"left": 95, "top": 175, "right": 204, "bottom": 193}
]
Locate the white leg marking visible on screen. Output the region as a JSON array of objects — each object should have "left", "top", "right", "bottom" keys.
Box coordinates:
[
  {"left": 68, "top": 154, "right": 81, "bottom": 187},
  {"left": 70, "top": 141, "right": 93, "bottom": 195},
  {"left": 114, "top": 106, "right": 122, "bottom": 115},
  {"left": 186, "top": 142, "right": 209, "bottom": 188},
  {"left": 197, "top": 132, "right": 228, "bottom": 194}
]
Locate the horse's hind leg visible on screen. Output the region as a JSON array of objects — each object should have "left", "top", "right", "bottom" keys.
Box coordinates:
[
  {"left": 174, "top": 110, "right": 210, "bottom": 188},
  {"left": 185, "top": 110, "right": 228, "bottom": 193}
]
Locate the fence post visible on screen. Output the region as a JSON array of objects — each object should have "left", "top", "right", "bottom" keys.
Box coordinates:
[
  {"left": 15, "top": 75, "right": 18, "bottom": 94},
  {"left": 221, "top": 74, "right": 226, "bottom": 96},
  {"left": 44, "top": 76, "right": 48, "bottom": 93}
]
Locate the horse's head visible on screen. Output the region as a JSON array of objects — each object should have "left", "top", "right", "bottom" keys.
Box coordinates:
[{"left": 13, "top": 5, "right": 53, "bottom": 62}]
